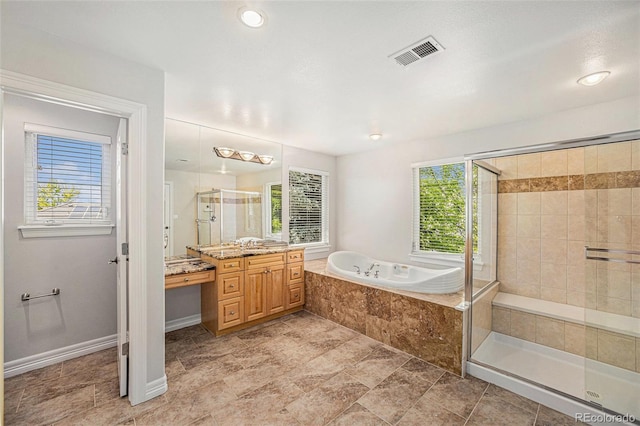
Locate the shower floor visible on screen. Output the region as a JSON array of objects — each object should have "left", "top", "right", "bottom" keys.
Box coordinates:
[{"left": 472, "top": 332, "right": 640, "bottom": 419}]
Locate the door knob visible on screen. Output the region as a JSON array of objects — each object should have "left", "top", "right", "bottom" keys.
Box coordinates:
[{"left": 108, "top": 257, "right": 119, "bottom": 264}]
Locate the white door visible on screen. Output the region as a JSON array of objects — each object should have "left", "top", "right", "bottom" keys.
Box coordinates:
[{"left": 116, "top": 118, "right": 129, "bottom": 396}]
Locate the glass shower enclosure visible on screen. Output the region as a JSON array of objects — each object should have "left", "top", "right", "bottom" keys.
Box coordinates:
[
  {"left": 196, "top": 189, "right": 262, "bottom": 246},
  {"left": 465, "top": 131, "right": 640, "bottom": 420}
]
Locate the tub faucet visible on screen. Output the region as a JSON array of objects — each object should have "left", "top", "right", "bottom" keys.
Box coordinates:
[
  {"left": 353, "top": 265, "right": 361, "bottom": 274},
  {"left": 364, "top": 262, "right": 379, "bottom": 276}
]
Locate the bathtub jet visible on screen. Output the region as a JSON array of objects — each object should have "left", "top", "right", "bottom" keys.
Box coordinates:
[{"left": 327, "top": 251, "right": 463, "bottom": 294}]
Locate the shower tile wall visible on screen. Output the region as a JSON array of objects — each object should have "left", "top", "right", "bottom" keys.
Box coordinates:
[{"left": 495, "top": 140, "right": 640, "bottom": 318}]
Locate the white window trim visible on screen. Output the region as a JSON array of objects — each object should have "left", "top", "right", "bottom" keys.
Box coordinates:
[
  {"left": 22, "top": 123, "right": 114, "bottom": 235},
  {"left": 411, "top": 158, "right": 484, "bottom": 268},
  {"left": 288, "top": 166, "right": 330, "bottom": 249},
  {"left": 263, "top": 181, "right": 282, "bottom": 240},
  {"left": 19, "top": 224, "right": 114, "bottom": 238}
]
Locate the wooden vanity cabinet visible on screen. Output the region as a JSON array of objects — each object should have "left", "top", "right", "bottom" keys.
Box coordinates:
[
  {"left": 245, "top": 253, "right": 286, "bottom": 320},
  {"left": 286, "top": 250, "right": 305, "bottom": 309},
  {"left": 200, "top": 250, "right": 305, "bottom": 336}
]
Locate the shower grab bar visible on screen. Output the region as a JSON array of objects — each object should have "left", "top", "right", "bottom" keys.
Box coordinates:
[
  {"left": 21, "top": 288, "right": 61, "bottom": 302},
  {"left": 584, "top": 246, "right": 640, "bottom": 265}
]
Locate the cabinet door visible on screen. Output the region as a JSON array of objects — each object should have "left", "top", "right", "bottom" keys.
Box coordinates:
[
  {"left": 287, "top": 283, "right": 304, "bottom": 309},
  {"left": 218, "top": 272, "right": 243, "bottom": 300},
  {"left": 267, "top": 264, "right": 286, "bottom": 315},
  {"left": 287, "top": 263, "right": 304, "bottom": 285},
  {"left": 245, "top": 269, "right": 267, "bottom": 321},
  {"left": 218, "top": 297, "right": 244, "bottom": 330}
]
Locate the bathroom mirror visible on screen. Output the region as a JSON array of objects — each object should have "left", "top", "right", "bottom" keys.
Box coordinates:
[{"left": 164, "top": 118, "right": 283, "bottom": 255}]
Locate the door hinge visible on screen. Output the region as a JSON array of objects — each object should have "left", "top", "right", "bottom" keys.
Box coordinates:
[
  {"left": 121, "top": 242, "right": 129, "bottom": 256},
  {"left": 122, "top": 142, "right": 129, "bottom": 156},
  {"left": 122, "top": 342, "right": 129, "bottom": 357}
]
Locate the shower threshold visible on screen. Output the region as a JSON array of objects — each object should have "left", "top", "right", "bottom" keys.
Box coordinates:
[{"left": 471, "top": 332, "right": 640, "bottom": 421}]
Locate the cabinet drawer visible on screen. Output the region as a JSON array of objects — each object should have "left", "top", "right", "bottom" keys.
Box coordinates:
[
  {"left": 287, "top": 264, "right": 304, "bottom": 283},
  {"left": 219, "top": 272, "right": 244, "bottom": 300},
  {"left": 287, "top": 250, "right": 304, "bottom": 263},
  {"left": 218, "top": 258, "right": 245, "bottom": 273},
  {"left": 287, "top": 284, "right": 304, "bottom": 309},
  {"left": 246, "top": 253, "right": 285, "bottom": 269},
  {"left": 218, "top": 297, "right": 244, "bottom": 330},
  {"left": 165, "top": 270, "right": 215, "bottom": 289}
]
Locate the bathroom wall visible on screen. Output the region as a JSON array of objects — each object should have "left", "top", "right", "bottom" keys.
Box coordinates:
[
  {"left": 336, "top": 96, "right": 640, "bottom": 265},
  {"left": 282, "top": 145, "right": 337, "bottom": 260},
  {"left": 3, "top": 95, "right": 120, "bottom": 362},
  {"left": 1, "top": 22, "right": 166, "bottom": 396}
]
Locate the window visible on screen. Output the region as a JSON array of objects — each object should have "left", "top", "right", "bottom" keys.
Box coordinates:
[
  {"left": 412, "top": 161, "right": 477, "bottom": 258},
  {"left": 289, "top": 168, "right": 329, "bottom": 246},
  {"left": 24, "top": 124, "right": 112, "bottom": 228},
  {"left": 264, "top": 182, "right": 282, "bottom": 238}
]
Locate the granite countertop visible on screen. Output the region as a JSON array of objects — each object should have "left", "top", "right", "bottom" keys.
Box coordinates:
[
  {"left": 164, "top": 255, "right": 216, "bottom": 276},
  {"left": 187, "top": 244, "right": 296, "bottom": 260}
]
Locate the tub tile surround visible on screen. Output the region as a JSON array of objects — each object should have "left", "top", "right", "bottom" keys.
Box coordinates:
[
  {"left": 4, "top": 312, "right": 580, "bottom": 425},
  {"left": 304, "top": 259, "right": 464, "bottom": 375},
  {"left": 496, "top": 140, "right": 640, "bottom": 317}
]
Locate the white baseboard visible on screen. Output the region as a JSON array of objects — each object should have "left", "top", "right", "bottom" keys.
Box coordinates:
[
  {"left": 4, "top": 334, "right": 117, "bottom": 378},
  {"left": 164, "top": 314, "right": 202, "bottom": 333},
  {"left": 4, "top": 314, "right": 202, "bottom": 379},
  {"left": 144, "top": 374, "right": 168, "bottom": 402}
]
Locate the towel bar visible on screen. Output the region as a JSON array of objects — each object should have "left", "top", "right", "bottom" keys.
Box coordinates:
[{"left": 21, "top": 288, "right": 61, "bottom": 302}]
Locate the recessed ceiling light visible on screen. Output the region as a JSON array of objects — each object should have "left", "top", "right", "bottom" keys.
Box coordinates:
[
  {"left": 577, "top": 71, "right": 610, "bottom": 87},
  {"left": 369, "top": 133, "right": 382, "bottom": 141},
  {"left": 238, "top": 7, "right": 266, "bottom": 28}
]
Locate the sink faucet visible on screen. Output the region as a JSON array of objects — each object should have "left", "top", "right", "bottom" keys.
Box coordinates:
[{"left": 364, "top": 262, "right": 379, "bottom": 276}]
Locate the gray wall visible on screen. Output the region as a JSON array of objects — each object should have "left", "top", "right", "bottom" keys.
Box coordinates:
[
  {"left": 3, "top": 95, "right": 120, "bottom": 361},
  {"left": 1, "top": 21, "right": 166, "bottom": 389}
]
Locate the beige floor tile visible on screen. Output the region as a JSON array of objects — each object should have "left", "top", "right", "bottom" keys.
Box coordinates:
[
  {"left": 423, "top": 372, "right": 489, "bottom": 418},
  {"left": 357, "top": 359, "right": 438, "bottom": 423},
  {"left": 286, "top": 372, "right": 370, "bottom": 426},
  {"left": 397, "top": 397, "right": 466, "bottom": 425},
  {"left": 343, "top": 346, "right": 411, "bottom": 388},
  {"left": 536, "top": 404, "right": 585, "bottom": 425},
  {"left": 328, "top": 402, "right": 388, "bottom": 426}
]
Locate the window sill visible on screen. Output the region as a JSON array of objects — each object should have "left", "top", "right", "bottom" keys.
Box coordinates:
[
  {"left": 409, "top": 252, "right": 484, "bottom": 270},
  {"left": 292, "top": 243, "right": 331, "bottom": 255},
  {"left": 19, "top": 224, "right": 114, "bottom": 238}
]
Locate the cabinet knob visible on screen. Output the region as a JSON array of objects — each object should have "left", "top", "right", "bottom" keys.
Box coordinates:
[
  {"left": 229, "top": 310, "right": 235, "bottom": 315},
  {"left": 184, "top": 278, "right": 189, "bottom": 282},
  {"left": 229, "top": 284, "right": 234, "bottom": 288}
]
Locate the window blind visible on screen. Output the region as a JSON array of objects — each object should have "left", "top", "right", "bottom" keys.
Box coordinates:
[
  {"left": 289, "top": 169, "right": 328, "bottom": 245},
  {"left": 24, "top": 128, "right": 112, "bottom": 225},
  {"left": 412, "top": 162, "right": 477, "bottom": 254}
]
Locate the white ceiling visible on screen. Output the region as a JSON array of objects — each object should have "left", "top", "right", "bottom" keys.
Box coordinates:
[{"left": 2, "top": 1, "right": 639, "bottom": 157}]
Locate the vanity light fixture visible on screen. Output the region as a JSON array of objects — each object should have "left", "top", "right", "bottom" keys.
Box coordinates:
[
  {"left": 215, "top": 147, "right": 235, "bottom": 158},
  {"left": 577, "top": 71, "right": 610, "bottom": 87},
  {"left": 213, "top": 147, "right": 274, "bottom": 165},
  {"left": 238, "top": 6, "right": 266, "bottom": 28},
  {"left": 238, "top": 151, "right": 256, "bottom": 161},
  {"left": 257, "top": 154, "right": 274, "bottom": 165},
  {"left": 369, "top": 133, "right": 382, "bottom": 141}
]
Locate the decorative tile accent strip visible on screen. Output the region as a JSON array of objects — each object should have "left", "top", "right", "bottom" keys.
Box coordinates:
[{"left": 498, "top": 170, "right": 640, "bottom": 193}]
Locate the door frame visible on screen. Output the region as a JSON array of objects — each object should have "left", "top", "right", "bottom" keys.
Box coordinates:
[{"left": 0, "top": 69, "right": 151, "bottom": 405}]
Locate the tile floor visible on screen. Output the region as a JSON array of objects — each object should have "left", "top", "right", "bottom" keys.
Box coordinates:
[{"left": 4, "top": 311, "right": 579, "bottom": 425}]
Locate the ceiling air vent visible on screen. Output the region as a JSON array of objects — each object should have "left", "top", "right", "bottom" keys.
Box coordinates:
[{"left": 389, "top": 36, "right": 444, "bottom": 67}]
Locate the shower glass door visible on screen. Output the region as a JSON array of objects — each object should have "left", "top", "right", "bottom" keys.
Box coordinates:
[
  {"left": 583, "top": 140, "right": 640, "bottom": 419},
  {"left": 466, "top": 160, "right": 499, "bottom": 358}
]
